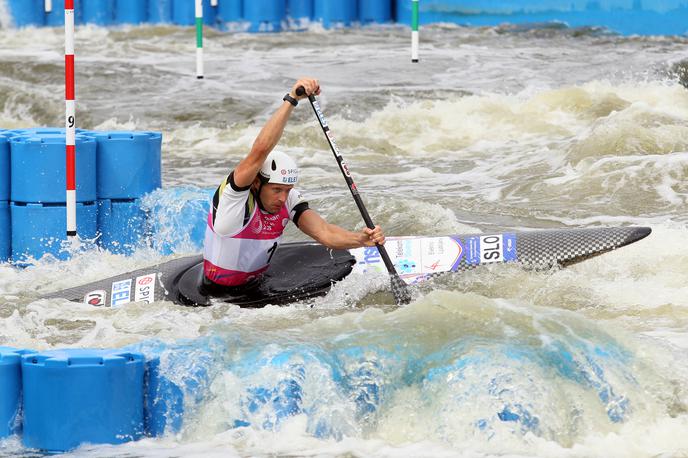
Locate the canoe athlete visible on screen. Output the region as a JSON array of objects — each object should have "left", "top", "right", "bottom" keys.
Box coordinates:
[{"left": 202, "top": 78, "right": 386, "bottom": 293}]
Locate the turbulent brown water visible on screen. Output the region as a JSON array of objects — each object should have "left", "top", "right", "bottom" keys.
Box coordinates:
[{"left": 1, "top": 20, "right": 688, "bottom": 458}]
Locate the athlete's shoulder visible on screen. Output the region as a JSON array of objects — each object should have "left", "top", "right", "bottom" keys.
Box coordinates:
[{"left": 288, "top": 187, "right": 306, "bottom": 204}]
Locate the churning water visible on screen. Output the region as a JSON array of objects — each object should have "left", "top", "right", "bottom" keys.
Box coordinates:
[{"left": 1, "top": 20, "right": 688, "bottom": 458}]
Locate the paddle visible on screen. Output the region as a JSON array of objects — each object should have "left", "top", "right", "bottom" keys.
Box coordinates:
[{"left": 296, "top": 86, "right": 412, "bottom": 305}]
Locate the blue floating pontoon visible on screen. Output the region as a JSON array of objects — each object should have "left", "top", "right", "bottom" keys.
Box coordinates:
[{"left": 21, "top": 349, "right": 145, "bottom": 453}]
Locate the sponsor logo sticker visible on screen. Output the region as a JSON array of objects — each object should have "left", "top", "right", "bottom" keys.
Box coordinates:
[
  {"left": 362, "top": 246, "right": 381, "bottom": 265},
  {"left": 134, "top": 273, "right": 156, "bottom": 304},
  {"left": 466, "top": 236, "right": 481, "bottom": 265},
  {"left": 504, "top": 234, "right": 517, "bottom": 262},
  {"left": 314, "top": 101, "right": 328, "bottom": 128},
  {"left": 84, "top": 290, "right": 107, "bottom": 307},
  {"left": 396, "top": 258, "right": 417, "bottom": 274},
  {"left": 111, "top": 279, "right": 132, "bottom": 307}
]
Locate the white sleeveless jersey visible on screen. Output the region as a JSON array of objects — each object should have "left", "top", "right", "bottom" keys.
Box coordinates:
[{"left": 203, "top": 173, "right": 307, "bottom": 286}]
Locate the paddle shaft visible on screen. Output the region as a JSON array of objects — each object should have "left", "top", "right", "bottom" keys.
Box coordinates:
[{"left": 296, "top": 87, "right": 411, "bottom": 304}]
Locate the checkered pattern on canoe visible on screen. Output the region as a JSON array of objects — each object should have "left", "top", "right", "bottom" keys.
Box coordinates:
[{"left": 511, "top": 226, "right": 647, "bottom": 269}]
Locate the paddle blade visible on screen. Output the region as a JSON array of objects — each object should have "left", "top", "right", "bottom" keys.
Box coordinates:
[{"left": 390, "top": 274, "right": 412, "bottom": 305}]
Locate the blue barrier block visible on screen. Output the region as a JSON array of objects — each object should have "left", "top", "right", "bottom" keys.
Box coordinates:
[
  {"left": 148, "top": 0, "right": 173, "bottom": 23},
  {"left": 11, "top": 201, "right": 97, "bottom": 262},
  {"left": 142, "top": 131, "right": 163, "bottom": 192},
  {"left": 97, "top": 198, "right": 148, "bottom": 255},
  {"left": 44, "top": 0, "right": 83, "bottom": 26},
  {"left": 244, "top": 0, "right": 286, "bottom": 32},
  {"left": 121, "top": 339, "right": 216, "bottom": 438},
  {"left": 144, "top": 187, "right": 212, "bottom": 255},
  {"left": 143, "top": 352, "right": 212, "bottom": 436},
  {"left": 144, "top": 357, "right": 184, "bottom": 436},
  {"left": 0, "top": 349, "right": 22, "bottom": 438},
  {"left": 394, "top": 0, "right": 410, "bottom": 23},
  {"left": 314, "top": 0, "right": 356, "bottom": 27},
  {"left": 82, "top": 0, "right": 115, "bottom": 25},
  {"left": 7, "top": 0, "right": 45, "bottom": 27},
  {"left": 172, "top": 0, "right": 217, "bottom": 26},
  {"left": 0, "top": 202, "right": 9, "bottom": 263},
  {"left": 286, "top": 0, "right": 311, "bottom": 28},
  {"left": 359, "top": 0, "right": 391, "bottom": 23},
  {"left": 21, "top": 349, "right": 144, "bottom": 452},
  {"left": 115, "top": 0, "right": 147, "bottom": 24},
  {"left": 10, "top": 134, "right": 96, "bottom": 204},
  {"left": 45, "top": 0, "right": 64, "bottom": 26},
  {"left": 217, "top": 0, "right": 242, "bottom": 24},
  {"left": 93, "top": 131, "right": 162, "bottom": 199},
  {"left": 0, "top": 134, "right": 9, "bottom": 201},
  {"left": 288, "top": 0, "right": 312, "bottom": 19},
  {"left": 9, "top": 127, "right": 89, "bottom": 136}
]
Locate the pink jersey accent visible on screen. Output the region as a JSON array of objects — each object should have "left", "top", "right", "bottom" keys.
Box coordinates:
[{"left": 203, "top": 201, "right": 291, "bottom": 287}]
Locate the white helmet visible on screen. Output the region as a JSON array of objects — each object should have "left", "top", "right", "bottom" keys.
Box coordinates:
[{"left": 259, "top": 151, "right": 299, "bottom": 185}]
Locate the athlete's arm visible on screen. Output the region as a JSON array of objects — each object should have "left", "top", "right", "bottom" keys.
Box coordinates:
[
  {"left": 233, "top": 78, "right": 321, "bottom": 188},
  {"left": 296, "top": 209, "right": 385, "bottom": 250}
]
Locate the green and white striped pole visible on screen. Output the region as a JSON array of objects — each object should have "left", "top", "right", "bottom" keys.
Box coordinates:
[
  {"left": 195, "top": 0, "right": 204, "bottom": 79},
  {"left": 411, "top": 0, "right": 419, "bottom": 63}
]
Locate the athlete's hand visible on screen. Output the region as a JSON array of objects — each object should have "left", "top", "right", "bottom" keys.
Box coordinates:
[
  {"left": 291, "top": 78, "right": 320, "bottom": 100},
  {"left": 361, "top": 225, "right": 385, "bottom": 247}
]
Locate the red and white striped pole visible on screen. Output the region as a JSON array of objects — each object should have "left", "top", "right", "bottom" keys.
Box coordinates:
[{"left": 65, "top": 0, "right": 76, "bottom": 237}]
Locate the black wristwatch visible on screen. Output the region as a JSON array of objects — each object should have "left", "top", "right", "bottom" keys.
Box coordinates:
[{"left": 283, "top": 93, "right": 298, "bottom": 107}]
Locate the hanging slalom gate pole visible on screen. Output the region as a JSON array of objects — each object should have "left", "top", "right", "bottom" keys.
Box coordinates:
[
  {"left": 45, "top": 0, "right": 52, "bottom": 13},
  {"left": 65, "top": 0, "right": 76, "bottom": 237},
  {"left": 411, "top": 0, "right": 419, "bottom": 63},
  {"left": 196, "top": 0, "right": 204, "bottom": 79},
  {"left": 211, "top": 0, "right": 218, "bottom": 6}
]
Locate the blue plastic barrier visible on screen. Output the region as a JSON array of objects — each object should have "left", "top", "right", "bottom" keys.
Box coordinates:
[
  {"left": 143, "top": 187, "right": 212, "bottom": 255},
  {"left": 0, "top": 134, "right": 9, "bottom": 201},
  {"left": 171, "top": 0, "right": 217, "bottom": 26},
  {"left": 286, "top": 0, "right": 311, "bottom": 28},
  {"left": 217, "top": 0, "right": 242, "bottom": 25},
  {"left": 45, "top": 0, "right": 64, "bottom": 27},
  {"left": 121, "top": 338, "right": 217, "bottom": 438},
  {"left": 10, "top": 134, "right": 97, "bottom": 204},
  {"left": 10, "top": 127, "right": 79, "bottom": 136},
  {"left": 0, "top": 202, "right": 9, "bottom": 263},
  {"left": 143, "top": 351, "right": 212, "bottom": 436},
  {"left": 143, "top": 131, "right": 163, "bottom": 190},
  {"left": 144, "top": 357, "right": 184, "bottom": 436},
  {"left": 92, "top": 131, "right": 162, "bottom": 199},
  {"left": 44, "top": 0, "right": 83, "bottom": 26},
  {"left": 7, "top": 0, "right": 45, "bottom": 27},
  {"left": 288, "top": 0, "right": 312, "bottom": 19},
  {"left": 11, "top": 201, "right": 98, "bottom": 262},
  {"left": 21, "top": 349, "right": 145, "bottom": 452},
  {"left": 359, "top": 0, "right": 391, "bottom": 23},
  {"left": 82, "top": 0, "right": 115, "bottom": 25},
  {"left": 243, "top": 0, "right": 286, "bottom": 32},
  {"left": 115, "top": 0, "right": 148, "bottom": 24},
  {"left": 0, "top": 348, "right": 23, "bottom": 438},
  {"left": 314, "top": 0, "right": 356, "bottom": 27},
  {"left": 394, "top": 0, "right": 410, "bottom": 23},
  {"left": 148, "top": 0, "right": 173, "bottom": 23},
  {"left": 98, "top": 198, "right": 148, "bottom": 254}
]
